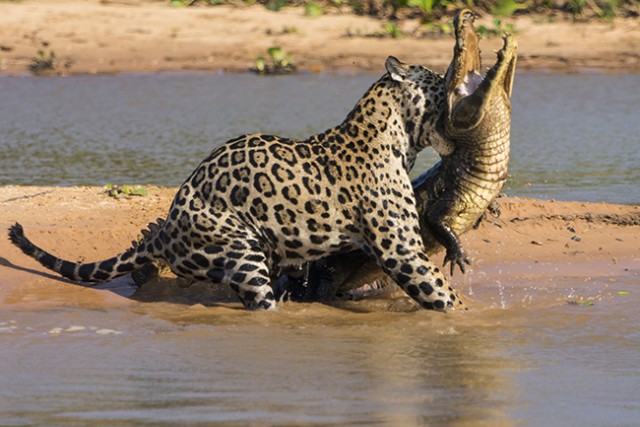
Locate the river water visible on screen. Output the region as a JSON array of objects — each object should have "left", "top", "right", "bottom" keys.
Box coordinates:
[
  {"left": 0, "top": 72, "right": 639, "bottom": 203},
  {"left": 1, "top": 72, "right": 639, "bottom": 426},
  {"left": 1, "top": 259, "right": 639, "bottom": 426}
]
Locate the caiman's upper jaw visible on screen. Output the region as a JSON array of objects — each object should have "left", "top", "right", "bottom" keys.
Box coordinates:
[
  {"left": 445, "top": 9, "right": 482, "bottom": 103},
  {"left": 445, "top": 9, "right": 518, "bottom": 131}
]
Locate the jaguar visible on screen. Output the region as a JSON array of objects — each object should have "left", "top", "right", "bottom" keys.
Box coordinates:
[{"left": 9, "top": 56, "right": 465, "bottom": 311}]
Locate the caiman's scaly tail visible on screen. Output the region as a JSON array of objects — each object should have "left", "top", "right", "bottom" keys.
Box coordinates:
[{"left": 8, "top": 219, "right": 164, "bottom": 284}]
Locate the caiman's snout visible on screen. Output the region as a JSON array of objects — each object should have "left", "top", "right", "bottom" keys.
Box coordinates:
[{"left": 444, "top": 9, "right": 518, "bottom": 132}]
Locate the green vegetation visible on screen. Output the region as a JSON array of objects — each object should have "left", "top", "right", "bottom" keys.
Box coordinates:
[
  {"left": 477, "top": 18, "right": 517, "bottom": 37},
  {"left": 420, "top": 20, "right": 453, "bottom": 35},
  {"left": 282, "top": 25, "right": 299, "bottom": 33},
  {"left": 29, "top": 50, "right": 56, "bottom": 75},
  {"left": 383, "top": 21, "right": 403, "bottom": 38},
  {"left": 167, "top": 0, "right": 638, "bottom": 21},
  {"left": 567, "top": 299, "right": 595, "bottom": 306},
  {"left": 254, "top": 47, "right": 297, "bottom": 74},
  {"left": 28, "top": 46, "right": 73, "bottom": 76},
  {"left": 266, "top": 0, "right": 288, "bottom": 11},
  {"left": 304, "top": 1, "right": 324, "bottom": 16},
  {"left": 170, "top": 0, "right": 215, "bottom": 5},
  {"left": 346, "top": 21, "right": 405, "bottom": 38},
  {"left": 490, "top": 0, "right": 528, "bottom": 17},
  {"left": 104, "top": 184, "right": 148, "bottom": 199},
  {"left": 406, "top": 0, "right": 451, "bottom": 23}
]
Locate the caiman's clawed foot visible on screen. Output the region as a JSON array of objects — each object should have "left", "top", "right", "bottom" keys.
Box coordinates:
[
  {"left": 473, "top": 199, "right": 502, "bottom": 229},
  {"left": 443, "top": 246, "right": 472, "bottom": 276}
]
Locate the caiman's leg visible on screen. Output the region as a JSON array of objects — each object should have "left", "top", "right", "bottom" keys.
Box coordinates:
[
  {"left": 421, "top": 9, "right": 480, "bottom": 276},
  {"left": 422, "top": 195, "right": 472, "bottom": 276},
  {"left": 473, "top": 198, "right": 502, "bottom": 229}
]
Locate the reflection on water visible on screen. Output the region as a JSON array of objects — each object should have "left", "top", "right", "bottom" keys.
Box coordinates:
[
  {"left": 0, "top": 72, "right": 639, "bottom": 203},
  {"left": 1, "top": 303, "right": 518, "bottom": 426},
  {"left": 1, "top": 261, "right": 639, "bottom": 426}
]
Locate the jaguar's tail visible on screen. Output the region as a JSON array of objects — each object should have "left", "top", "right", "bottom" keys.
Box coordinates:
[{"left": 7, "top": 219, "right": 165, "bottom": 284}]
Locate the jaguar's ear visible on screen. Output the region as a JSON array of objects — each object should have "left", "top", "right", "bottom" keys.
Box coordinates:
[{"left": 385, "top": 56, "right": 409, "bottom": 82}]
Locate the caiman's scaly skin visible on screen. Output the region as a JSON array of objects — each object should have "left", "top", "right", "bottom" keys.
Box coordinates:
[
  {"left": 287, "top": 10, "right": 518, "bottom": 302},
  {"left": 416, "top": 11, "right": 517, "bottom": 274}
]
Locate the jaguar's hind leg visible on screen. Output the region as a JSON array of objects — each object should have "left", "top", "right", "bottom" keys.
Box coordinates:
[
  {"left": 199, "top": 239, "right": 276, "bottom": 310},
  {"left": 162, "top": 211, "right": 277, "bottom": 310},
  {"left": 219, "top": 248, "right": 276, "bottom": 310}
]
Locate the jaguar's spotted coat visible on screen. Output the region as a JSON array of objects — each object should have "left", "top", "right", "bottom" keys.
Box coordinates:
[{"left": 9, "top": 57, "right": 464, "bottom": 311}]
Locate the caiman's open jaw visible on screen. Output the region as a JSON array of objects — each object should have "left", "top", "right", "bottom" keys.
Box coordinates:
[{"left": 444, "top": 9, "right": 518, "bottom": 131}]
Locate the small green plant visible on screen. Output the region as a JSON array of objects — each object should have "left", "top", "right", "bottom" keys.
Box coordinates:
[
  {"left": 491, "top": 0, "right": 528, "bottom": 16},
  {"left": 104, "top": 184, "right": 148, "bottom": 199},
  {"left": 567, "top": 0, "right": 587, "bottom": 17},
  {"left": 597, "top": 0, "right": 619, "bottom": 19},
  {"left": 421, "top": 20, "right": 453, "bottom": 36},
  {"left": 407, "top": 0, "right": 436, "bottom": 17},
  {"left": 383, "top": 21, "right": 403, "bottom": 38},
  {"left": 170, "top": 0, "right": 223, "bottom": 5},
  {"left": 477, "top": 18, "right": 517, "bottom": 37},
  {"left": 254, "top": 47, "right": 297, "bottom": 75},
  {"left": 304, "top": 2, "right": 324, "bottom": 17},
  {"left": 567, "top": 299, "right": 594, "bottom": 306},
  {"left": 567, "top": 0, "right": 620, "bottom": 20},
  {"left": 406, "top": 0, "right": 453, "bottom": 22},
  {"left": 266, "top": 0, "right": 288, "bottom": 11},
  {"left": 29, "top": 49, "right": 56, "bottom": 74}
]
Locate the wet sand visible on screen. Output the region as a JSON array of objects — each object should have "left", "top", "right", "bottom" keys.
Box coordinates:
[
  {"left": 1, "top": 185, "right": 638, "bottom": 310},
  {"left": 1, "top": 0, "right": 639, "bottom": 76}
]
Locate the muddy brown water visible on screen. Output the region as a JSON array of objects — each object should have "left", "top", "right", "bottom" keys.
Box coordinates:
[{"left": 1, "top": 258, "right": 639, "bottom": 426}]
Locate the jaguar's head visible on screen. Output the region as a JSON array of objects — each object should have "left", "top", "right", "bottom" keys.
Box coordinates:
[{"left": 382, "top": 56, "right": 449, "bottom": 168}]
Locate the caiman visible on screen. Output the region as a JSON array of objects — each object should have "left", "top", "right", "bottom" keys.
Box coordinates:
[{"left": 286, "top": 10, "right": 518, "bottom": 302}]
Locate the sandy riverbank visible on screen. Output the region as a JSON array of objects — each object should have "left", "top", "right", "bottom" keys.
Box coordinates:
[
  {"left": 0, "top": 0, "right": 639, "bottom": 76},
  {"left": 1, "top": 186, "right": 638, "bottom": 309}
]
